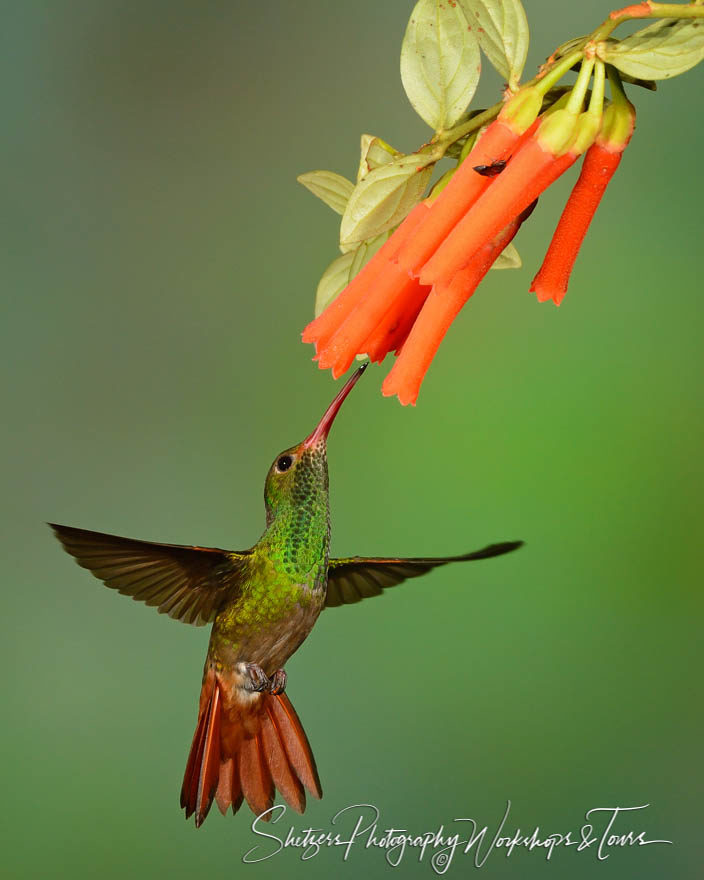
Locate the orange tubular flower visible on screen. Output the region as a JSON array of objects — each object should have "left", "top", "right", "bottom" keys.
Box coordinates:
[
  {"left": 393, "top": 87, "right": 543, "bottom": 277},
  {"left": 382, "top": 200, "right": 538, "bottom": 406},
  {"left": 362, "top": 279, "right": 431, "bottom": 363},
  {"left": 419, "top": 59, "right": 599, "bottom": 289},
  {"left": 316, "top": 264, "right": 420, "bottom": 378},
  {"left": 531, "top": 73, "right": 635, "bottom": 305},
  {"left": 301, "top": 55, "right": 627, "bottom": 404},
  {"left": 301, "top": 53, "right": 587, "bottom": 377},
  {"left": 302, "top": 201, "right": 430, "bottom": 353},
  {"left": 419, "top": 114, "right": 590, "bottom": 288}
]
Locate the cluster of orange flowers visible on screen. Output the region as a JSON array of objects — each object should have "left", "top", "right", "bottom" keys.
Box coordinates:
[{"left": 303, "top": 59, "right": 635, "bottom": 405}]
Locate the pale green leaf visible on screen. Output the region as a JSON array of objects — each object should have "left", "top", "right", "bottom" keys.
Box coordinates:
[
  {"left": 357, "top": 135, "right": 399, "bottom": 182},
  {"left": 340, "top": 154, "right": 434, "bottom": 247},
  {"left": 297, "top": 171, "right": 355, "bottom": 215},
  {"left": 400, "top": 0, "right": 481, "bottom": 131},
  {"left": 460, "top": 0, "right": 529, "bottom": 87},
  {"left": 602, "top": 18, "right": 704, "bottom": 80},
  {"left": 490, "top": 241, "right": 521, "bottom": 270},
  {"left": 314, "top": 252, "right": 355, "bottom": 317},
  {"left": 349, "top": 232, "right": 391, "bottom": 278}
]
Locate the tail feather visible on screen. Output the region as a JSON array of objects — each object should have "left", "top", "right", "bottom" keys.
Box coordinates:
[
  {"left": 180, "top": 691, "right": 209, "bottom": 818},
  {"left": 181, "top": 675, "right": 321, "bottom": 827},
  {"left": 270, "top": 694, "right": 323, "bottom": 799},
  {"left": 214, "top": 757, "right": 234, "bottom": 815},
  {"left": 261, "top": 703, "right": 306, "bottom": 813},
  {"left": 239, "top": 732, "right": 275, "bottom": 816},
  {"left": 180, "top": 672, "right": 222, "bottom": 827},
  {"left": 195, "top": 684, "right": 221, "bottom": 827}
]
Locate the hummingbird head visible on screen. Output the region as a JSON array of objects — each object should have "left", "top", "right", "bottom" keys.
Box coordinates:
[{"left": 263, "top": 364, "right": 367, "bottom": 526}]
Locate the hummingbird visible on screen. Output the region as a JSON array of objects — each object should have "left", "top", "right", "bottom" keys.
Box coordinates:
[{"left": 50, "top": 363, "right": 523, "bottom": 827}]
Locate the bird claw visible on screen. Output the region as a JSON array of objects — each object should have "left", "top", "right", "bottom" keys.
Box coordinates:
[
  {"left": 269, "top": 669, "right": 287, "bottom": 695},
  {"left": 242, "top": 664, "right": 287, "bottom": 695},
  {"left": 244, "top": 663, "right": 270, "bottom": 693}
]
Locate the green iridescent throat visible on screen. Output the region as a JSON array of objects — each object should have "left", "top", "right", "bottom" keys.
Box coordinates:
[{"left": 262, "top": 443, "right": 330, "bottom": 588}]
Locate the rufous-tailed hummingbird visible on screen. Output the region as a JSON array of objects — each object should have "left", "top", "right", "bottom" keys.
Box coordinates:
[{"left": 50, "top": 364, "right": 522, "bottom": 827}]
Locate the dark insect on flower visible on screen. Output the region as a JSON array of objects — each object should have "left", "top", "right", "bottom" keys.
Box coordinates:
[{"left": 473, "top": 157, "right": 509, "bottom": 177}]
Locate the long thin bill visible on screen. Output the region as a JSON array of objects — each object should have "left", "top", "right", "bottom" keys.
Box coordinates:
[{"left": 304, "top": 363, "right": 368, "bottom": 447}]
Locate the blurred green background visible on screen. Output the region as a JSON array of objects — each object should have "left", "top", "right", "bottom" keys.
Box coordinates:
[{"left": 1, "top": 1, "right": 702, "bottom": 877}]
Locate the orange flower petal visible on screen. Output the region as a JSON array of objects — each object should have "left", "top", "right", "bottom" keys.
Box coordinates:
[
  {"left": 383, "top": 213, "right": 528, "bottom": 406},
  {"left": 363, "top": 279, "right": 431, "bottom": 363},
  {"left": 394, "top": 120, "right": 520, "bottom": 277},
  {"left": 531, "top": 143, "right": 624, "bottom": 305},
  {"left": 317, "top": 263, "right": 419, "bottom": 378},
  {"left": 420, "top": 137, "right": 574, "bottom": 288},
  {"left": 302, "top": 202, "right": 429, "bottom": 350}
]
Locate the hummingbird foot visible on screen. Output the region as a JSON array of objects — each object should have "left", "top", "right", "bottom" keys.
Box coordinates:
[
  {"left": 269, "top": 669, "right": 287, "bottom": 695},
  {"left": 243, "top": 663, "right": 271, "bottom": 693}
]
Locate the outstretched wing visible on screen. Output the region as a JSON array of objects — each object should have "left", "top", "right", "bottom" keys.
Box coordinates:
[
  {"left": 50, "top": 523, "right": 250, "bottom": 626},
  {"left": 325, "top": 542, "right": 523, "bottom": 607}
]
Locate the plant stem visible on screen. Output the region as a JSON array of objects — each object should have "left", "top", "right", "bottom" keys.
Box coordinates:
[
  {"left": 594, "top": 1, "right": 704, "bottom": 41},
  {"left": 534, "top": 50, "right": 587, "bottom": 94},
  {"left": 606, "top": 64, "right": 629, "bottom": 104},
  {"left": 588, "top": 61, "right": 606, "bottom": 118},
  {"left": 435, "top": 50, "right": 585, "bottom": 150},
  {"left": 434, "top": 103, "right": 504, "bottom": 148},
  {"left": 567, "top": 58, "right": 596, "bottom": 114}
]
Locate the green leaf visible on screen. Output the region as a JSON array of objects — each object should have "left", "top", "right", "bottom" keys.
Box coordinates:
[
  {"left": 349, "top": 232, "right": 391, "bottom": 278},
  {"left": 340, "top": 154, "right": 434, "bottom": 247},
  {"left": 338, "top": 239, "right": 357, "bottom": 255},
  {"left": 602, "top": 18, "right": 704, "bottom": 80},
  {"left": 460, "top": 0, "right": 529, "bottom": 88},
  {"left": 314, "top": 252, "right": 355, "bottom": 317},
  {"left": 490, "top": 242, "right": 521, "bottom": 270},
  {"left": 357, "top": 135, "right": 399, "bottom": 182},
  {"left": 297, "top": 171, "right": 355, "bottom": 215},
  {"left": 400, "top": 0, "right": 481, "bottom": 131}
]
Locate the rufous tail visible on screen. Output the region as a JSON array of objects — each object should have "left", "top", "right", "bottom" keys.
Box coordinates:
[{"left": 180, "top": 669, "right": 322, "bottom": 827}]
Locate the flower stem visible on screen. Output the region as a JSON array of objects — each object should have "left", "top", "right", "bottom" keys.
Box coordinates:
[
  {"left": 535, "top": 50, "right": 587, "bottom": 95},
  {"left": 589, "top": 61, "right": 606, "bottom": 119},
  {"left": 441, "top": 51, "right": 583, "bottom": 142},
  {"left": 606, "top": 63, "right": 628, "bottom": 104},
  {"left": 594, "top": 1, "right": 704, "bottom": 41},
  {"left": 435, "top": 103, "right": 505, "bottom": 149},
  {"left": 430, "top": 2, "right": 703, "bottom": 160},
  {"left": 567, "top": 58, "right": 596, "bottom": 114}
]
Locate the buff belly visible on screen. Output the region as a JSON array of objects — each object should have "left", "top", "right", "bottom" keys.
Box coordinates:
[{"left": 209, "top": 590, "right": 326, "bottom": 679}]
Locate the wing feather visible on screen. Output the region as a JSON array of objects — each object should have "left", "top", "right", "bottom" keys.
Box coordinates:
[
  {"left": 50, "top": 523, "right": 250, "bottom": 626},
  {"left": 325, "top": 542, "right": 523, "bottom": 607}
]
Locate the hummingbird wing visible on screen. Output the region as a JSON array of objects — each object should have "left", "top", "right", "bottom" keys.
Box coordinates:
[
  {"left": 49, "top": 523, "right": 250, "bottom": 625},
  {"left": 325, "top": 542, "right": 523, "bottom": 607}
]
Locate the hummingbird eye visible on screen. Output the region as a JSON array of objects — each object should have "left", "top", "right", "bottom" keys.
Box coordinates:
[{"left": 276, "top": 454, "right": 293, "bottom": 473}]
